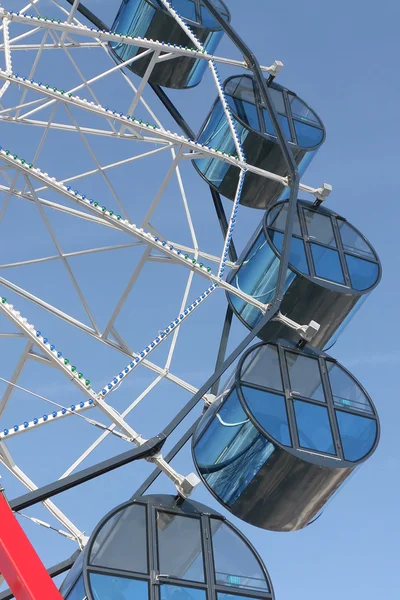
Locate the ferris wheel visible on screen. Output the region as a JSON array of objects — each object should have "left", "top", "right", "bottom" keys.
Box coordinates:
[{"left": 0, "top": 2, "right": 383, "bottom": 600}]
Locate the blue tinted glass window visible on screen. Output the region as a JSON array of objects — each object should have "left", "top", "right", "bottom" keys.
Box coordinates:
[
  {"left": 230, "top": 232, "right": 295, "bottom": 328},
  {"left": 90, "top": 574, "right": 148, "bottom": 600},
  {"left": 242, "top": 386, "right": 291, "bottom": 446},
  {"left": 160, "top": 585, "right": 206, "bottom": 600},
  {"left": 345, "top": 254, "right": 379, "bottom": 291},
  {"left": 157, "top": 513, "right": 205, "bottom": 582},
  {"left": 338, "top": 221, "right": 375, "bottom": 259},
  {"left": 289, "top": 95, "right": 321, "bottom": 125},
  {"left": 241, "top": 344, "right": 283, "bottom": 390},
  {"left": 171, "top": 0, "right": 197, "bottom": 21},
  {"left": 262, "top": 108, "right": 276, "bottom": 137},
  {"left": 267, "top": 203, "right": 302, "bottom": 235},
  {"left": 293, "top": 119, "right": 324, "bottom": 148},
  {"left": 286, "top": 352, "right": 325, "bottom": 402},
  {"left": 311, "top": 243, "right": 344, "bottom": 284},
  {"left": 262, "top": 110, "right": 291, "bottom": 141},
  {"left": 271, "top": 230, "right": 309, "bottom": 274},
  {"left": 211, "top": 521, "right": 269, "bottom": 591},
  {"left": 90, "top": 504, "right": 147, "bottom": 573},
  {"left": 336, "top": 410, "right": 377, "bottom": 462},
  {"left": 231, "top": 98, "right": 260, "bottom": 130},
  {"left": 219, "top": 593, "right": 268, "bottom": 600},
  {"left": 278, "top": 115, "right": 292, "bottom": 141},
  {"left": 303, "top": 209, "right": 336, "bottom": 246},
  {"left": 195, "top": 100, "right": 247, "bottom": 187},
  {"left": 193, "top": 390, "right": 274, "bottom": 506},
  {"left": 327, "top": 363, "right": 373, "bottom": 414},
  {"left": 294, "top": 400, "right": 335, "bottom": 454},
  {"left": 65, "top": 575, "right": 85, "bottom": 600}
]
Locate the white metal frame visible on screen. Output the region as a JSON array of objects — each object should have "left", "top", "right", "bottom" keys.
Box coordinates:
[{"left": 0, "top": 0, "right": 331, "bottom": 554}]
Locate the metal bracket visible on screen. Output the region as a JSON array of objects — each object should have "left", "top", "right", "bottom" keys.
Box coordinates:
[{"left": 274, "top": 313, "right": 320, "bottom": 342}]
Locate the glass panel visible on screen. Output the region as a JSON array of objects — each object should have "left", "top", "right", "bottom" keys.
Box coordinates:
[
  {"left": 278, "top": 115, "right": 292, "bottom": 141},
  {"left": 240, "top": 344, "right": 283, "bottom": 390},
  {"left": 311, "top": 243, "right": 344, "bottom": 284},
  {"left": 289, "top": 94, "right": 321, "bottom": 124},
  {"left": 262, "top": 108, "right": 276, "bottom": 137},
  {"left": 337, "top": 221, "right": 375, "bottom": 259},
  {"left": 225, "top": 76, "right": 255, "bottom": 103},
  {"left": 269, "top": 87, "right": 286, "bottom": 114},
  {"left": 303, "top": 209, "right": 336, "bottom": 246},
  {"left": 327, "top": 363, "right": 373, "bottom": 414},
  {"left": 294, "top": 400, "right": 335, "bottom": 454},
  {"left": 160, "top": 584, "right": 206, "bottom": 600},
  {"left": 65, "top": 575, "right": 85, "bottom": 600},
  {"left": 345, "top": 254, "right": 379, "bottom": 291},
  {"left": 268, "top": 203, "right": 302, "bottom": 235},
  {"left": 195, "top": 100, "right": 248, "bottom": 187},
  {"left": 193, "top": 389, "right": 274, "bottom": 506},
  {"left": 271, "top": 230, "right": 309, "bottom": 273},
  {"left": 90, "top": 504, "right": 147, "bottom": 573},
  {"left": 262, "top": 110, "right": 291, "bottom": 141},
  {"left": 233, "top": 232, "right": 283, "bottom": 305},
  {"left": 230, "top": 97, "right": 260, "bottom": 131},
  {"left": 293, "top": 119, "right": 324, "bottom": 148},
  {"left": 171, "top": 0, "right": 197, "bottom": 21},
  {"left": 60, "top": 551, "right": 84, "bottom": 597},
  {"left": 211, "top": 520, "right": 269, "bottom": 591},
  {"left": 286, "top": 352, "right": 325, "bottom": 401},
  {"left": 219, "top": 593, "right": 269, "bottom": 600},
  {"left": 90, "top": 574, "right": 148, "bottom": 600},
  {"left": 157, "top": 513, "right": 205, "bottom": 582},
  {"left": 336, "top": 410, "right": 377, "bottom": 462},
  {"left": 230, "top": 232, "right": 296, "bottom": 328},
  {"left": 242, "top": 386, "right": 291, "bottom": 446}
]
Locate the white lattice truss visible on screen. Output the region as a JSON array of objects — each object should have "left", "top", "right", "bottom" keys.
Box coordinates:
[{"left": 0, "top": 0, "right": 331, "bottom": 550}]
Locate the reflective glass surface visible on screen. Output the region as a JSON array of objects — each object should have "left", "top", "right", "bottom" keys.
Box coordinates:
[
  {"left": 211, "top": 521, "right": 269, "bottom": 591},
  {"left": 264, "top": 200, "right": 380, "bottom": 293},
  {"left": 338, "top": 221, "right": 376, "bottom": 259},
  {"left": 270, "top": 230, "right": 309, "bottom": 274},
  {"left": 327, "top": 363, "right": 373, "bottom": 414},
  {"left": 65, "top": 576, "right": 85, "bottom": 600},
  {"left": 241, "top": 344, "right": 283, "bottom": 390},
  {"left": 311, "top": 243, "right": 345, "bottom": 284},
  {"left": 229, "top": 231, "right": 295, "bottom": 328},
  {"left": 195, "top": 99, "right": 247, "bottom": 186},
  {"left": 241, "top": 386, "right": 291, "bottom": 446},
  {"left": 111, "top": 0, "right": 227, "bottom": 88},
  {"left": 160, "top": 584, "right": 206, "bottom": 600},
  {"left": 90, "top": 573, "right": 148, "bottom": 600},
  {"left": 157, "top": 512, "right": 205, "bottom": 581},
  {"left": 90, "top": 504, "right": 147, "bottom": 573},
  {"left": 294, "top": 120, "right": 324, "bottom": 147},
  {"left": 345, "top": 254, "right": 379, "bottom": 290},
  {"left": 294, "top": 400, "right": 335, "bottom": 454},
  {"left": 335, "top": 410, "right": 377, "bottom": 462},
  {"left": 193, "top": 389, "right": 274, "bottom": 506},
  {"left": 60, "top": 551, "right": 84, "bottom": 597},
  {"left": 286, "top": 352, "right": 325, "bottom": 401},
  {"left": 267, "top": 203, "right": 302, "bottom": 235},
  {"left": 288, "top": 95, "right": 321, "bottom": 125},
  {"left": 304, "top": 209, "right": 336, "bottom": 246}
]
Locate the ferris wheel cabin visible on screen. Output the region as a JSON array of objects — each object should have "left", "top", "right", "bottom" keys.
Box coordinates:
[
  {"left": 110, "top": 0, "right": 230, "bottom": 89},
  {"left": 192, "top": 341, "right": 379, "bottom": 532},
  {"left": 193, "top": 75, "right": 325, "bottom": 209},
  {"left": 59, "top": 495, "right": 274, "bottom": 600},
  {"left": 227, "top": 199, "right": 381, "bottom": 349}
]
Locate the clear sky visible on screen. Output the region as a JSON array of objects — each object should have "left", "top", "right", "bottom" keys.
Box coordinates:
[{"left": 0, "top": 1, "right": 398, "bottom": 599}]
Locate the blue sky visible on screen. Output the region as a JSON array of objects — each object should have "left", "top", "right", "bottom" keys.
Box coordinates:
[{"left": 0, "top": 0, "right": 398, "bottom": 599}]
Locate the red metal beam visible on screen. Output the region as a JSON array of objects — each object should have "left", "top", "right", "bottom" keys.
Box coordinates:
[{"left": 0, "top": 490, "right": 63, "bottom": 600}]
